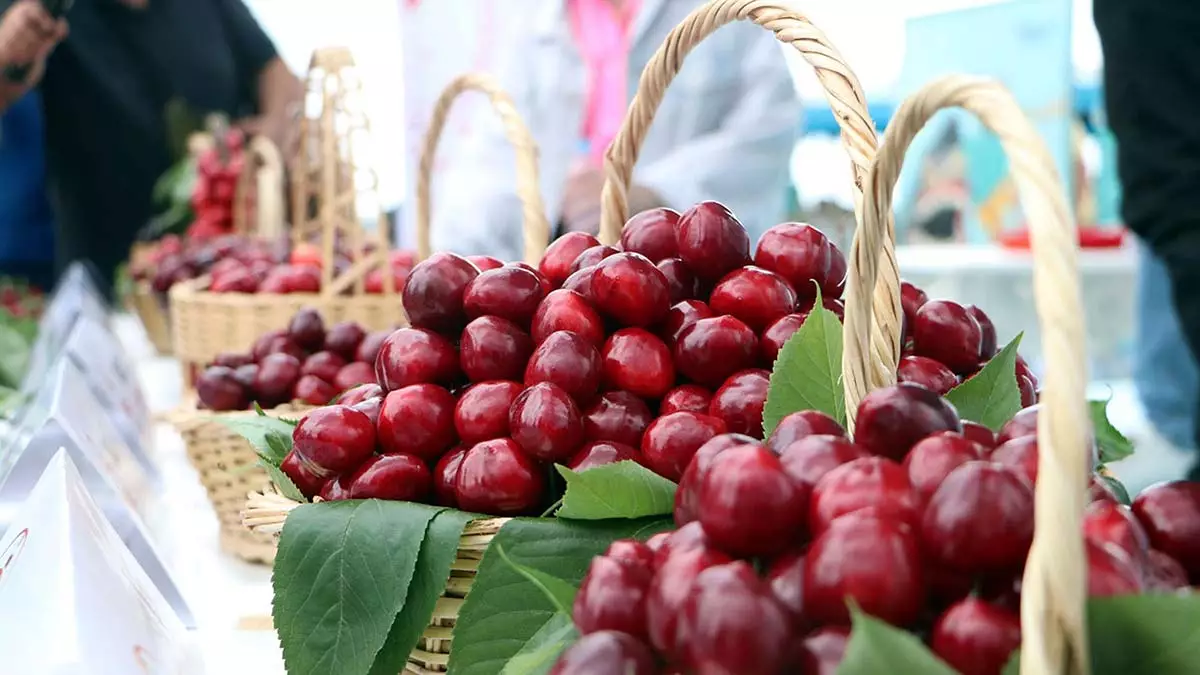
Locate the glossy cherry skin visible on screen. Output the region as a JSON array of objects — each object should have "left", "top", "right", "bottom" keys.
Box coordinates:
[
  {"left": 196, "top": 366, "right": 249, "bottom": 411},
  {"left": 319, "top": 475, "right": 352, "bottom": 501},
  {"left": 601, "top": 328, "right": 675, "bottom": 399},
  {"left": 640, "top": 411, "right": 727, "bottom": 481},
  {"left": 466, "top": 254, "right": 504, "bottom": 272},
  {"left": 675, "top": 201, "right": 752, "bottom": 280},
  {"left": 900, "top": 280, "right": 929, "bottom": 330},
  {"left": 454, "top": 380, "right": 523, "bottom": 445},
  {"left": 809, "top": 456, "right": 922, "bottom": 535},
  {"left": 292, "top": 405, "right": 377, "bottom": 476},
  {"left": 753, "top": 222, "right": 835, "bottom": 297},
  {"left": 904, "top": 431, "right": 987, "bottom": 503},
  {"left": 803, "top": 511, "right": 925, "bottom": 627},
  {"left": 1087, "top": 540, "right": 1145, "bottom": 597},
  {"left": 531, "top": 288, "right": 607, "bottom": 346},
  {"left": 1083, "top": 500, "right": 1150, "bottom": 569},
  {"left": 509, "top": 382, "right": 585, "bottom": 462},
  {"left": 300, "top": 351, "right": 346, "bottom": 383},
  {"left": 374, "top": 328, "right": 460, "bottom": 390},
  {"left": 709, "top": 267, "right": 798, "bottom": 332},
  {"left": 583, "top": 391, "right": 653, "bottom": 447},
  {"left": 931, "top": 598, "right": 1021, "bottom": 675},
  {"left": 659, "top": 299, "right": 714, "bottom": 344},
  {"left": 1145, "top": 549, "right": 1190, "bottom": 591},
  {"left": 350, "top": 396, "right": 382, "bottom": 426},
  {"left": 673, "top": 315, "right": 759, "bottom": 387},
  {"left": 286, "top": 307, "right": 326, "bottom": 351},
  {"left": 433, "top": 446, "right": 466, "bottom": 507},
  {"left": 211, "top": 352, "right": 255, "bottom": 369},
  {"left": 560, "top": 266, "right": 598, "bottom": 302},
  {"left": 455, "top": 438, "right": 546, "bottom": 515},
  {"left": 334, "top": 362, "right": 376, "bottom": 391},
  {"left": 347, "top": 453, "right": 433, "bottom": 502},
  {"left": 567, "top": 441, "right": 642, "bottom": 472},
  {"left": 232, "top": 363, "right": 258, "bottom": 391},
  {"left": 921, "top": 461, "right": 1035, "bottom": 575},
  {"left": 777, "top": 435, "right": 869, "bottom": 515},
  {"left": 677, "top": 562, "right": 792, "bottom": 675},
  {"left": 1132, "top": 481, "right": 1200, "bottom": 579},
  {"left": 604, "top": 539, "right": 656, "bottom": 569},
  {"left": 377, "top": 384, "right": 457, "bottom": 460},
  {"left": 646, "top": 544, "right": 734, "bottom": 658},
  {"left": 656, "top": 258, "right": 699, "bottom": 304},
  {"left": 524, "top": 330, "right": 603, "bottom": 403},
  {"left": 913, "top": 300, "right": 984, "bottom": 373},
  {"left": 996, "top": 405, "right": 1039, "bottom": 444},
  {"left": 569, "top": 245, "right": 619, "bottom": 275},
  {"left": 356, "top": 329, "right": 391, "bottom": 365},
  {"left": 590, "top": 252, "right": 671, "bottom": 327},
  {"left": 620, "top": 207, "right": 680, "bottom": 262},
  {"left": 254, "top": 353, "right": 303, "bottom": 405},
  {"left": 897, "top": 355, "right": 959, "bottom": 395},
  {"left": 853, "top": 383, "right": 962, "bottom": 461},
  {"left": 325, "top": 322, "right": 368, "bottom": 362},
  {"left": 548, "top": 631, "right": 657, "bottom": 675},
  {"left": 674, "top": 433, "right": 761, "bottom": 526},
  {"left": 539, "top": 232, "right": 600, "bottom": 288},
  {"left": 968, "top": 305, "right": 998, "bottom": 359},
  {"left": 280, "top": 450, "right": 327, "bottom": 499},
  {"left": 708, "top": 369, "right": 770, "bottom": 437},
  {"left": 961, "top": 420, "right": 997, "bottom": 450},
  {"left": 698, "top": 445, "right": 806, "bottom": 557},
  {"left": 660, "top": 384, "right": 712, "bottom": 415},
  {"left": 798, "top": 626, "right": 851, "bottom": 675},
  {"left": 401, "top": 252, "right": 481, "bottom": 333},
  {"left": 250, "top": 329, "right": 287, "bottom": 361},
  {"left": 294, "top": 374, "right": 339, "bottom": 406},
  {"left": 462, "top": 265, "right": 546, "bottom": 326},
  {"left": 337, "top": 383, "right": 383, "bottom": 406},
  {"left": 573, "top": 554, "right": 653, "bottom": 640},
  {"left": 990, "top": 436, "right": 1039, "bottom": 486},
  {"left": 460, "top": 315, "right": 535, "bottom": 382},
  {"left": 766, "top": 410, "right": 847, "bottom": 453},
  {"left": 254, "top": 333, "right": 307, "bottom": 362},
  {"left": 760, "top": 312, "right": 808, "bottom": 364}
]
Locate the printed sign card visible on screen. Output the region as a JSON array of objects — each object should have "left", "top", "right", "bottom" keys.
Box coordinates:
[{"left": 61, "top": 314, "right": 152, "bottom": 453}]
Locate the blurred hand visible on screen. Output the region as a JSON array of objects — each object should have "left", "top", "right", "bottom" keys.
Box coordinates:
[
  {"left": 236, "top": 110, "right": 299, "bottom": 161},
  {"left": 0, "top": 0, "right": 68, "bottom": 95},
  {"left": 562, "top": 165, "right": 666, "bottom": 235}
]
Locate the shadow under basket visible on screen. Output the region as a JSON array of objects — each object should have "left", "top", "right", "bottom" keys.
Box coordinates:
[{"left": 129, "top": 282, "right": 173, "bottom": 355}]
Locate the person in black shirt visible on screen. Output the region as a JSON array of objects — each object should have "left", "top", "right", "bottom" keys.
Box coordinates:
[{"left": 0, "top": 0, "right": 302, "bottom": 296}]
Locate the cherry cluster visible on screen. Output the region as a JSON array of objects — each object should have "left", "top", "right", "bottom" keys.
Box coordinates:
[
  {"left": 0, "top": 276, "right": 43, "bottom": 318},
  {"left": 188, "top": 129, "right": 247, "bottom": 241},
  {"left": 553, "top": 387, "right": 1200, "bottom": 675},
  {"left": 196, "top": 308, "right": 387, "bottom": 411}
]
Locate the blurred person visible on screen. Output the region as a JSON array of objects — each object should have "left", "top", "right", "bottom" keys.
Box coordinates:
[
  {"left": 430, "top": 0, "right": 801, "bottom": 260},
  {"left": 0, "top": 0, "right": 302, "bottom": 296},
  {"left": 1095, "top": 2, "right": 1200, "bottom": 479},
  {"left": 0, "top": 91, "right": 55, "bottom": 290}
]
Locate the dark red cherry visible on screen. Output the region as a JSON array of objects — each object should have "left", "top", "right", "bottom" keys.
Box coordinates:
[
  {"left": 462, "top": 266, "right": 546, "bottom": 326},
  {"left": 753, "top": 222, "right": 835, "bottom": 297},
  {"left": 708, "top": 369, "right": 770, "bottom": 437},
  {"left": 641, "top": 411, "right": 727, "bottom": 482},
  {"left": 660, "top": 384, "right": 712, "bottom": 415},
  {"left": 567, "top": 441, "right": 642, "bottom": 472},
  {"left": 897, "top": 355, "right": 959, "bottom": 395},
  {"left": 569, "top": 245, "right": 619, "bottom": 275},
  {"left": 454, "top": 380, "right": 523, "bottom": 445},
  {"left": 374, "top": 328, "right": 460, "bottom": 390},
  {"left": 809, "top": 456, "right": 922, "bottom": 535},
  {"left": 377, "top": 384, "right": 457, "bottom": 460},
  {"left": 525, "top": 330, "right": 603, "bottom": 403},
  {"left": 402, "top": 252, "right": 480, "bottom": 333},
  {"left": 760, "top": 313, "right": 809, "bottom": 365},
  {"left": 460, "top": 316, "right": 535, "bottom": 382},
  {"left": 766, "top": 410, "right": 846, "bottom": 454},
  {"left": 675, "top": 201, "right": 751, "bottom": 280},
  {"left": 903, "top": 431, "right": 987, "bottom": 503},
  {"left": 656, "top": 258, "right": 699, "bottom": 304},
  {"left": 913, "top": 300, "right": 984, "bottom": 374},
  {"left": 658, "top": 299, "right": 714, "bottom": 345},
  {"left": 673, "top": 315, "right": 758, "bottom": 387},
  {"left": 509, "top": 382, "right": 585, "bottom": 462},
  {"left": 601, "top": 328, "right": 675, "bottom": 399},
  {"left": 583, "top": 391, "right": 654, "bottom": 447},
  {"left": 531, "top": 289, "right": 606, "bottom": 346},
  {"left": 591, "top": 252, "right": 671, "bottom": 327},
  {"left": 548, "top": 631, "right": 656, "bottom": 675},
  {"left": 433, "top": 446, "right": 466, "bottom": 507},
  {"left": 921, "top": 461, "right": 1035, "bottom": 575},
  {"left": 455, "top": 438, "right": 546, "bottom": 515},
  {"left": 620, "top": 207, "right": 680, "bottom": 262},
  {"left": 347, "top": 453, "right": 433, "bottom": 502},
  {"left": 853, "top": 383, "right": 962, "bottom": 461},
  {"left": 709, "top": 266, "right": 798, "bottom": 331},
  {"left": 540, "top": 232, "right": 601, "bottom": 288}
]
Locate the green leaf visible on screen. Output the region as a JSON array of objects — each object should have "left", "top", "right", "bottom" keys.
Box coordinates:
[
  {"left": 944, "top": 333, "right": 1024, "bottom": 432},
  {"left": 762, "top": 304, "right": 845, "bottom": 437},
  {"left": 0, "top": 322, "right": 31, "bottom": 388},
  {"left": 494, "top": 543, "right": 579, "bottom": 614},
  {"left": 368, "top": 509, "right": 474, "bottom": 675},
  {"left": 262, "top": 460, "right": 307, "bottom": 503},
  {"left": 1090, "top": 397, "right": 1134, "bottom": 464},
  {"left": 272, "top": 500, "right": 441, "bottom": 675},
  {"left": 499, "top": 613, "right": 577, "bottom": 675},
  {"left": 1089, "top": 593, "right": 1200, "bottom": 675},
  {"left": 555, "top": 462, "right": 677, "bottom": 520},
  {"left": 837, "top": 607, "right": 957, "bottom": 675},
  {"left": 1095, "top": 472, "right": 1132, "bottom": 506},
  {"left": 1002, "top": 650, "right": 1020, "bottom": 675},
  {"left": 448, "top": 517, "right": 672, "bottom": 675},
  {"left": 216, "top": 415, "right": 296, "bottom": 466}
]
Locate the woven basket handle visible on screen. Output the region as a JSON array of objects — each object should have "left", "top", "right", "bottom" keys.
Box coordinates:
[
  {"left": 854, "top": 75, "right": 1090, "bottom": 675},
  {"left": 414, "top": 73, "right": 550, "bottom": 265},
  {"left": 233, "top": 136, "right": 287, "bottom": 239}
]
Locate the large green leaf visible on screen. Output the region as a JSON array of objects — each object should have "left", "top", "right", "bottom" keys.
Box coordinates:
[
  {"left": 499, "top": 613, "right": 577, "bottom": 675},
  {"left": 272, "top": 500, "right": 442, "bottom": 675},
  {"left": 1090, "top": 397, "right": 1135, "bottom": 464},
  {"left": 762, "top": 303, "right": 845, "bottom": 437},
  {"left": 0, "top": 321, "right": 31, "bottom": 389},
  {"left": 448, "top": 517, "right": 672, "bottom": 675},
  {"left": 1089, "top": 594, "right": 1200, "bottom": 674},
  {"left": 555, "top": 462, "right": 677, "bottom": 520},
  {"left": 837, "top": 608, "right": 957, "bottom": 675},
  {"left": 216, "top": 414, "right": 295, "bottom": 465},
  {"left": 944, "top": 333, "right": 1023, "bottom": 431}
]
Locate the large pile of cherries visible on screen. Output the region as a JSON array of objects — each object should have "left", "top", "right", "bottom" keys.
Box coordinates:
[
  {"left": 195, "top": 308, "right": 388, "bottom": 411},
  {"left": 552, "top": 390, "right": 1200, "bottom": 675}
]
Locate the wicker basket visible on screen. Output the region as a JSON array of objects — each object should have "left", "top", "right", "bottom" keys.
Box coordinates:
[
  {"left": 242, "top": 2, "right": 874, "bottom": 670},
  {"left": 130, "top": 282, "right": 172, "bottom": 355}
]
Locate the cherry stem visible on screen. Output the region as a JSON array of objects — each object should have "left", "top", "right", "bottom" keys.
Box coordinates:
[{"left": 539, "top": 498, "right": 563, "bottom": 518}]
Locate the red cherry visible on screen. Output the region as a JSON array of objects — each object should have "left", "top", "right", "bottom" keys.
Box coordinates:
[
  {"left": 900, "top": 281, "right": 929, "bottom": 334},
  {"left": 752, "top": 222, "right": 835, "bottom": 295},
  {"left": 401, "top": 252, "right": 480, "bottom": 333},
  {"left": 300, "top": 350, "right": 345, "bottom": 383},
  {"left": 796, "top": 295, "right": 846, "bottom": 321},
  {"left": 677, "top": 562, "right": 791, "bottom": 675},
  {"left": 803, "top": 511, "right": 925, "bottom": 626},
  {"left": 823, "top": 242, "right": 847, "bottom": 299},
  {"left": 334, "top": 362, "right": 376, "bottom": 390},
  {"left": 347, "top": 453, "right": 433, "bottom": 501},
  {"left": 506, "top": 261, "right": 554, "bottom": 295},
  {"left": 697, "top": 445, "right": 805, "bottom": 557},
  {"left": 991, "top": 436, "right": 1038, "bottom": 486},
  {"left": 967, "top": 305, "right": 998, "bottom": 359},
  {"left": 590, "top": 252, "right": 671, "bottom": 327},
  {"left": 809, "top": 456, "right": 921, "bottom": 535},
  {"left": 766, "top": 410, "right": 846, "bottom": 454},
  {"left": 560, "top": 266, "right": 598, "bottom": 302},
  {"left": 921, "top": 461, "right": 1034, "bottom": 575},
  {"left": 287, "top": 307, "right": 326, "bottom": 351},
  {"left": 294, "top": 374, "right": 339, "bottom": 405},
  {"left": 254, "top": 353, "right": 302, "bottom": 405},
  {"left": 1083, "top": 500, "right": 1150, "bottom": 566},
  {"left": 377, "top": 384, "right": 457, "bottom": 460},
  {"left": 573, "top": 555, "right": 653, "bottom": 640},
  {"left": 913, "top": 300, "right": 984, "bottom": 374},
  {"left": 778, "top": 435, "right": 869, "bottom": 513},
  {"left": 601, "top": 329, "right": 675, "bottom": 399},
  {"left": 211, "top": 352, "right": 255, "bottom": 369},
  {"left": 252, "top": 330, "right": 303, "bottom": 362},
  {"left": 524, "top": 330, "right": 602, "bottom": 403},
  {"left": 640, "top": 411, "right": 727, "bottom": 481},
  {"left": 281, "top": 450, "right": 326, "bottom": 498},
  {"left": 567, "top": 441, "right": 641, "bottom": 472},
  {"left": 656, "top": 258, "right": 699, "bottom": 304},
  {"left": 903, "top": 432, "right": 986, "bottom": 503},
  {"left": 356, "top": 330, "right": 391, "bottom": 365},
  {"left": 509, "top": 382, "right": 585, "bottom": 462},
  {"left": 454, "top": 380, "right": 523, "bottom": 445},
  {"left": 660, "top": 384, "right": 712, "bottom": 415},
  {"left": 292, "top": 405, "right": 377, "bottom": 476},
  {"left": 646, "top": 544, "right": 733, "bottom": 658},
  {"left": 620, "top": 207, "right": 680, "bottom": 262},
  {"left": 798, "top": 626, "right": 850, "bottom": 675},
  {"left": 433, "top": 446, "right": 466, "bottom": 507},
  {"left": 196, "top": 366, "right": 249, "bottom": 411},
  {"left": 673, "top": 315, "right": 758, "bottom": 387},
  {"left": 325, "top": 321, "right": 368, "bottom": 362},
  {"left": 1132, "top": 481, "right": 1200, "bottom": 579},
  {"left": 763, "top": 550, "right": 806, "bottom": 625},
  {"left": 455, "top": 438, "right": 546, "bottom": 515},
  {"left": 531, "top": 289, "right": 606, "bottom": 346},
  {"left": 760, "top": 313, "right": 808, "bottom": 364},
  {"left": 460, "top": 315, "right": 535, "bottom": 382},
  {"left": 1087, "top": 539, "right": 1145, "bottom": 597},
  {"left": 569, "top": 245, "right": 619, "bottom": 275},
  {"left": 674, "top": 433, "right": 761, "bottom": 526},
  {"left": 961, "top": 420, "right": 997, "bottom": 450},
  {"left": 658, "top": 299, "right": 714, "bottom": 344},
  {"left": 931, "top": 598, "right": 1021, "bottom": 675},
  {"left": 583, "top": 391, "right": 653, "bottom": 447},
  {"left": 708, "top": 369, "right": 769, "bottom": 437},
  {"left": 351, "top": 396, "right": 382, "bottom": 426},
  {"left": 897, "top": 355, "right": 959, "bottom": 395},
  {"left": 548, "top": 631, "right": 656, "bottom": 675},
  {"left": 996, "top": 405, "right": 1039, "bottom": 445},
  {"left": 466, "top": 254, "right": 504, "bottom": 272},
  {"left": 462, "top": 266, "right": 546, "bottom": 326},
  {"left": 1145, "top": 549, "right": 1190, "bottom": 591},
  {"left": 604, "top": 539, "right": 655, "bottom": 569},
  {"left": 374, "top": 328, "right": 460, "bottom": 390},
  {"left": 540, "top": 232, "right": 600, "bottom": 287},
  {"left": 319, "top": 475, "right": 352, "bottom": 501},
  {"left": 853, "top": 383, "right": 962, "bottom": 461}
]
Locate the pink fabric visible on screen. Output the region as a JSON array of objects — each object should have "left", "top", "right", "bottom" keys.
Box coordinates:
[{"left": 567, "top": 0, "right": 641, "bottom": 167}]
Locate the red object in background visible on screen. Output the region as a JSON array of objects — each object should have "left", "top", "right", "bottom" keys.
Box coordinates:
[{"left": 998, "top": 225, "right": 1127, "bottom": 250}]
